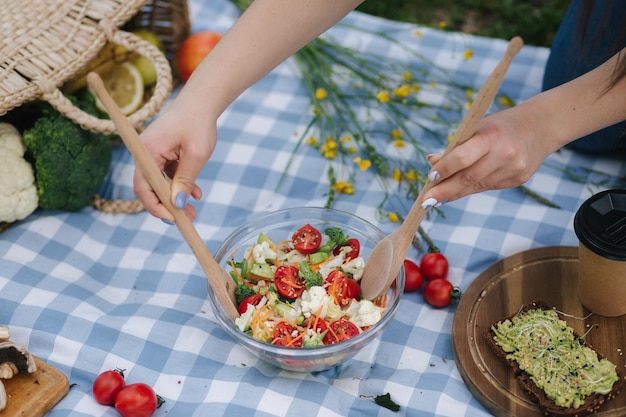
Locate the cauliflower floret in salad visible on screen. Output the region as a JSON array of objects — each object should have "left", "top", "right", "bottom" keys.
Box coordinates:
[
  {"left": 346, "top": 299, "right": 384, "bottom": 328},
  {"left": 252, "top": 241, "right": 277, "bottom": 264},
  {"left": 341, "top": 256, "right": 365, "bottom": 281},
  {"left": 299, "top": 286, "right": 342, "bottom": 321}
]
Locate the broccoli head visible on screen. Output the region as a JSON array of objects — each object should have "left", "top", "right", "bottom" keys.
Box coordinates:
[{"left": 22, "top": 95, "right": 112, "bottom": 211}]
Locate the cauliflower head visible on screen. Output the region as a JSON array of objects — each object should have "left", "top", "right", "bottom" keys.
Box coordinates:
[{"left": 0, "top": 123, "right": 38, "bottom": 223}]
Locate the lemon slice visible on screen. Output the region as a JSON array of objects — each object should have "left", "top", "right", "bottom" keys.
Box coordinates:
[{"left": 91, "top": 61, "right": 144, "bottom": 115}]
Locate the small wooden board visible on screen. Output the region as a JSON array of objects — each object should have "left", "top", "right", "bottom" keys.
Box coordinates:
[
  {"left": 452, "top": 246, "right": 626, "bottom": 417},
  {"left": 1, "top": 357, "right": 69, "bottom": 417}
]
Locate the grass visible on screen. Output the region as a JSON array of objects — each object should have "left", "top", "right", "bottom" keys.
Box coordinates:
[{"left": 356, "top": 0, "right": 570, "bottom": 47}]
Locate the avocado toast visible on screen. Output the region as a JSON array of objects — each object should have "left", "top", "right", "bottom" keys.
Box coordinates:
[{"left": 486, "top": 301, "right": 623, "bottom": 417}]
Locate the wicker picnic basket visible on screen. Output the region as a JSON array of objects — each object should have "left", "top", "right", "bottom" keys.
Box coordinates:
[
  {"left": 0, "top": 0, "right": 191, "bottom": 231},
  {"left": 0, "top": 0, "right": 191, "bottom": 134}
]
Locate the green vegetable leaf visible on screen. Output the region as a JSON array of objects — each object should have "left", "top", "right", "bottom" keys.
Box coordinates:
[
  {"left": 317, "top": 227, "right": 350, "bottom": 252},
  {"left": 374, "top": 393, "right": 400, "bottom": 412},
  {"left": 299, "top": 261, "right": 322, "bottom": 289}
]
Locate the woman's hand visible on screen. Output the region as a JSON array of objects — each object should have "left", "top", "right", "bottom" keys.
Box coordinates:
[
  {"left": 423, "top": 105, "right": 555, "bottom": 205},
  {"left": 134, "top": 102, "right": 216, "bottom": 222}
]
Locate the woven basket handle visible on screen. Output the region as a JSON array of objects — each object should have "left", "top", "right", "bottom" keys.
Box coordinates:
[{"left": 41, "top": 28, "right": 173, "bottom": 134}]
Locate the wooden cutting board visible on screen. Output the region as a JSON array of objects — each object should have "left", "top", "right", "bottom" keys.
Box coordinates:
[
  {"left": 452, "top": 246, "right": 626, "bottom": 417},
  {"left": 1, "top": 357, "right": 69, "bottom": 417}
]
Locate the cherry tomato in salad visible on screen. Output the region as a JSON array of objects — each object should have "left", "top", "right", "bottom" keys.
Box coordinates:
[
  {"left": 272, "top": 321, "right": 302, "bottom": 347},
  {"left": 332, "top": 238, "right": 361, "bottom": 259},
  {"left": 292, "top": 224, "right": 322, "bottom": 254},
  {"left": 238, "top": 294, "right": 263, "bottom": 315},
  {"left": 114, "top": 383, "right": 160, "bottom": 417},
  {"left": 323, "top": 319, "right": 360, "bottom": 344},
  {"left": 326, "top": 270, "right": 360, "bottom": 306},
  {"left": 403, "top": 259, "right": 423, "bottom": 292},
  {"left": 274, "top": 265, "right": 305, "bottom": 299},
  {"left": 93, "top": 369, "right": 125, "bottom": 405},
  {"left": 422, "top": 279, "right": 462, "bottom": 308},
  {"left": 420, "top": 252, "right": 449, "bottom": 281}
]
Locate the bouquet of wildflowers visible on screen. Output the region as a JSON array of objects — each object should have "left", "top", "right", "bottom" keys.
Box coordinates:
[{"left": 228, "top": 1, "right": 625, "bottom": 229}]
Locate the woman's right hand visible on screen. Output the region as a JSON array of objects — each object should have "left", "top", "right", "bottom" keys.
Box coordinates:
[{"left": 134, "top": 101, "right": 217, "bottom": 222}]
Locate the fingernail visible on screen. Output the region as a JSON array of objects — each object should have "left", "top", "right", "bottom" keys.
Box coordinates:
[
  {"left": 435, "top": 199, "right": 448, "bottom": 208},
  {"left": 426, "top": 153, "right": 437, "bottom": 162},
  {"left": 175, "top": 192, "right": 188, "bottom": 209},
  {"left": 421, "top": 197, "right": 438, "bottom": 210},
  {"left": 162, "top": 219, "right": 175, "bottom": 225},
  {"left": 428, "top": 170, "right": 440, "bottom": 181}
]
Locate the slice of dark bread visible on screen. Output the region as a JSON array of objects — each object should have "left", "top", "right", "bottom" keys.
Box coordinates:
[{"left": 485, "top": 301, "right": 624, "bottom": 417}]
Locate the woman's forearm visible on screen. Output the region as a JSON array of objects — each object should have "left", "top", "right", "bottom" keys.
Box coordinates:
[
  {"left": 521, "top": 47, "right": 626, "bottom": 152},
  {"left": 176, "top": 0, "right": 364, "bottom": 117}
]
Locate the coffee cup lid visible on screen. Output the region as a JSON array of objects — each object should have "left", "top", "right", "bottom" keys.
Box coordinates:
[{"left": 574, "top": 189, "right": 626, "bottom": 261}]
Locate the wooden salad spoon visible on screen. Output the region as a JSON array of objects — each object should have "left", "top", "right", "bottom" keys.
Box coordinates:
[
  {"left": 360, "top": 36, "right": 524, "bottom": 300},
  {"left": 87, "top": 72, "right": 240, "bottom": 321}
]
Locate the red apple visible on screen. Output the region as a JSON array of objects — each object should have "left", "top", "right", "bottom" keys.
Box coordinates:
[{"left": 175, "top": 31, "right": 222, "bottom": 82}]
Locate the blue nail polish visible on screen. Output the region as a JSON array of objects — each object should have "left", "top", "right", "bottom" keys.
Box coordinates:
[
  {"left": 421, "top": 197, "right": 438, "bottom": 210},
  {"left": 162, "top": 219, "right": 175, "bottom": 225},
  {"left": 435, "top": 199, "right": 448, "bottom": 208},
  {"left": 175, "top": 192, "right": 188, "bottom": 209},
  {"left": 428, "top": 170, "right": 440, "bottom": 182}
]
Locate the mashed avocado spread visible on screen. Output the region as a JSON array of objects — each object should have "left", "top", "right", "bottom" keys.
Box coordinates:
[{"left": 491, "top": 308, "right": 619, "bottom": 409}]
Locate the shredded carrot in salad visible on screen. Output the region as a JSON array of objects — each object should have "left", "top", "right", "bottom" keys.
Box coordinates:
[{"left": 230, "top": 224, "right": 388, "bottom": 348}]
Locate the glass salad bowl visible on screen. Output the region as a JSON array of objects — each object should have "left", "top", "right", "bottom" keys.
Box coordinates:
[{"left": 208, "top": 207, "right": 404, "bottom": 372}]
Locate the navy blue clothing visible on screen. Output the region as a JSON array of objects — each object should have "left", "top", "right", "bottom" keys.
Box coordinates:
[{"left": 542, "top": 0, "right": 626, "bottom": 152}]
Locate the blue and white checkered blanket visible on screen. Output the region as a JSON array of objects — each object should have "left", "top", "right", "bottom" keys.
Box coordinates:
[{"left": 1, "top": 1, "right": 624, "bottom": 416}]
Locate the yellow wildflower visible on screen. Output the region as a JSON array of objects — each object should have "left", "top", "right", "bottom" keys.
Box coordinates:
[
  {"left": 438, "top": 21, "right": 447, "bottom": 29},
  {"left": 393, "top": 84, "right": 411, "bottom": 99},
  {"left": 347, "top": 146, "right": 357, "bottom": 154},
  {"left": 391, "top": 129, "right": 403, "bottom": 140},
  {"left": 321, "top": 136, "right": 338, "bottom": 159},
  {"left": 388, "top": 212, "right": 399, "bottom": 222},
  {"left": 405, "top": 169, "right": 417, "bottom": 181},
  {"left": 305, "top": 136, "right": 319, "bottom": 147},
  {"left": 412, "top": 30, "right": 423, "bottom": 38},
  {"left": 402, "top": 71, "right": 413, "bottom": 82},
  {"left": 447, "top": 133, "right": 455, "bottom": 142},
  {"left": 465, "top": 89, "right": 474, "bottom": 99},
  {"left": 332, "top": 180, "right": 355, "bottom": 194},
  {"left": 392, "top": 168, "right": 402, "bottom": 182},
  {"left": 411, "top": 82, "right": 420, "bottom": 93},
  {"left": 499, "top": 96, "right": 514, "bottom": 107},
  {"left": 393, "top": 139, "right": 405, "bottom": 148},
  {"left": 315, "top": 87, "right": 328, "bottom": 100},
  {"left": 376, "top": 90, "right": 390, "bottom": 103},
  {"left": 353, "top": 157, "right": 371, "bottom": 171},
  {"left": 340, "top": 135, "right": 352, "bottom": 142},
  {"left": 463, "top": 48, "right": 474, "bottom": 61}
]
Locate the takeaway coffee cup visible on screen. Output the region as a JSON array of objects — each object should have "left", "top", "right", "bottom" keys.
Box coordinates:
[{"left": 574, "top": 189, "right": 626, "bottom": 317}]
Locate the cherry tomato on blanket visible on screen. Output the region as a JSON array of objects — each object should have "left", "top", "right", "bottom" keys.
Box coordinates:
[
  {"left": 403, "top": 259, "right": 423, "bottom": 292},
  {"left": 175, "top": 31, "right": 222, "bottom": 82},
  {"left": 420, "top": 252, "right": 449, "bottom": 281},
  {"left": 238, "top": 294, "right": 263, "bottom": 315},
  {"left": 332, "top": 238, "right": 361, "bottom": 259},
  {"left": 115, "top": 383, "right": 162, "bottom": 417},
  {"left": 326, "top": 270, "right": 361, "bottom": 306},
  {"left": 323, "top": 319, "right": 360, "bottom": 344},
  {"left": 292, "top": 224, "right": 322, "bottom": 254},
  {"left": 93, "top": 369, "right": 126, "bottom": 405},
  {"left": 422, "top": 279, "right": 462, "bottom": 308},
  {"left": 272, "top": 321, "right": 302, "bottom": 347},
  {"left": 274, "top": 265, "right": 305, "bottom": 299}
]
